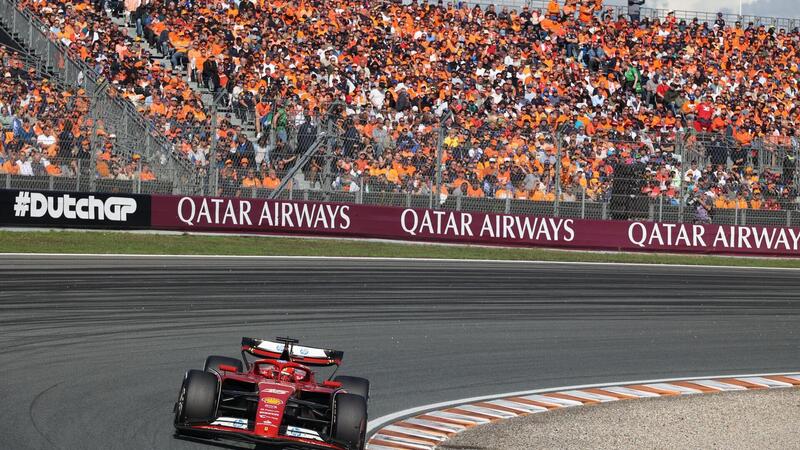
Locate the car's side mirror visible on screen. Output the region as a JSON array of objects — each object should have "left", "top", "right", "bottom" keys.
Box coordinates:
[
  {"left": 322, "top": 380, "right": 342, "bottom": 388},
  {"left": 218, "top": 364, "right": 238, "bottom": 373}
]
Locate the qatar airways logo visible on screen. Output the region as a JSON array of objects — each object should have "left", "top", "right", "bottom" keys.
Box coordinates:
[
  {"left": 13, "top": 191, "right": 137, "bottom": 221},
  {"left": 400, "top": 209, "right": 575, "bottom": 241}
]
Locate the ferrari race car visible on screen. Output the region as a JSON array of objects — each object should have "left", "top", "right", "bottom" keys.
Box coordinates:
[{"left": 174, "top": 337, "right": 369, "bottom": 449}]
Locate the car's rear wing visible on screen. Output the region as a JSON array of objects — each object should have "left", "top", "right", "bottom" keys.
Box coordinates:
[{"left": 241, "top": 337, "right": 343, "bottom": 366}]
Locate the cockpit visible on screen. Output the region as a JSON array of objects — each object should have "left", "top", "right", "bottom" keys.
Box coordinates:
[{"left": 255, "top": 361, "right": 310, "bottom": 383}]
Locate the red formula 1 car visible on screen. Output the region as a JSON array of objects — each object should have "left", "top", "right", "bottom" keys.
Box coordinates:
[{"left": 174, "top": 337, "right": 369, "bottom": 450}]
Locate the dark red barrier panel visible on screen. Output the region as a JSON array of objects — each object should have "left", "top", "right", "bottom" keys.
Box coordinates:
[{"left": 150, "top": 194, "right": 800, "bottom": 257}]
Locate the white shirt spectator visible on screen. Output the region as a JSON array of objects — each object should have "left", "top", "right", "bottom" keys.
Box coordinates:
[
  {"left": 17, "top": 158, "right": 33, "bottom": 176},
  {"left": 37, "top": 133, "right": 56, "bottom": 148},
  {"left": 368, "top": 88, "right": 385, "bottom": 109}
]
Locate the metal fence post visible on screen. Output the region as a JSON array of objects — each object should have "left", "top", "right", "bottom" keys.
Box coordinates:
[
  {"left": 211, "top": 165, "right": 219, "bottom": 197},
  {"left": 677, "top": 131, "right": 686, "bottom": 222},
  {"left": 88, "top": 88, "right": 104, "bottom": 192},
  {"left": 554, "top": 131, "right": 561, "bottom": 217},
  {"left": 580, "top": 188, "right": 586, "bottom": 219},
  {"left": 434, "top": 112, "right": 450, "bottom": 210},
  {"left": 136, "top": 158, "right": 142, "bottom": 194},
  {"left": 658, "top": 195, "right": 663, "bottom": 222}
]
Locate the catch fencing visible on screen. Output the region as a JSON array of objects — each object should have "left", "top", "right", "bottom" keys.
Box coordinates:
[
  {"left": 6, "top": 127, "right": 799, "bottom": 227},
  {"left": 215, "top": 118, "right": 799, "bottom": 228}
]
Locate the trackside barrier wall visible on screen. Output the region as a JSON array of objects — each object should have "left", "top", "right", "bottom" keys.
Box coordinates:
[{"left": 3, "top": 188, "right": 800, "bottom": 257}]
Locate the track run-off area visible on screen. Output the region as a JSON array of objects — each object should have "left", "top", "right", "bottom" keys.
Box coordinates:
[{"left": 1, "top": 254, "right": 798, "bottom": 449}]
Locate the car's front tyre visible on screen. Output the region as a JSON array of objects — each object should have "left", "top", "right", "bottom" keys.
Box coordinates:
[
  {"left": 174, "top": 369, "right": 219, "bottom": 426},
  {"left": 332, "top": 393, "right": 367, "bottom": 450}
]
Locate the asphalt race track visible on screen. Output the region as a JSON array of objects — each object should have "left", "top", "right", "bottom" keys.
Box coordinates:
[{"left": 1, "top": 254, "right": 799, "bottom": 450}]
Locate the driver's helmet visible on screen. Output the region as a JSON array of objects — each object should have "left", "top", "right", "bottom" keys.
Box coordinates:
[
  {"left": 258, "top": 363, "right": 277, "bottom": 379},
  {"left": 279, "top": 366, "right": 296, "bottom": 382},
  {"left": 279, "top": 367, "right": 308, "bottom": 383}
]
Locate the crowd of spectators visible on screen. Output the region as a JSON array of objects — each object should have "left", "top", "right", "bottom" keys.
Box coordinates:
[
  {"left": 18, "top": 0, "right": 223, "bottom": 169},
  {"left": 0, "top": 46, "right": 156, "bottom": 182},
  {"left": 16, "top": 0, "right": 800, "bottom": 212}
]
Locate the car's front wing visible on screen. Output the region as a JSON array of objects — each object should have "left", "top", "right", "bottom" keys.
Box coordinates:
[{"left": 175, "top": 422, "right": 346, "bottom": 450}]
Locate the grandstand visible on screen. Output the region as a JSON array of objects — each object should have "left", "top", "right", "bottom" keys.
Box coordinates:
[{"left": 1, "top": 0, "right": 800, "bottom": 226}]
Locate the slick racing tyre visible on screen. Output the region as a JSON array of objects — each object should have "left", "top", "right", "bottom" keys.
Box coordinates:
[
  {"left": 204, "top": 355, "right": 244, "bottom": 373},
  {"left": 175, "top": 369, "right": 219, "bottom": 424},
  {"left": 333, "top": 393, "right": 367, "bottom": 450},
  {"left": 333, "top": 376, "right": 370, "bottom": 401}
]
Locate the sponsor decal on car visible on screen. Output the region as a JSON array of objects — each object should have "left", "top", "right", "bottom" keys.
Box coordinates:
[
  {"left": 210, "top": 417, "right": 249, "bottom": 430},
  {"left": 285, "top": 426, "right": 323, "bottom": 441},
  {"left": 261, "top": 388, "right": 290, "bottom": 395},
  {"left": 262, "top": 397, "right": 283, "bottom": 406}
]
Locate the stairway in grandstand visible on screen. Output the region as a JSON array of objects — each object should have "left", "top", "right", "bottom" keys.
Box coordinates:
[
  {"left": 98, "top": 9, "right": 318, "bottom": 191},
  {"left": 104, "top": 13, "right": 259, "bottom": 146}
]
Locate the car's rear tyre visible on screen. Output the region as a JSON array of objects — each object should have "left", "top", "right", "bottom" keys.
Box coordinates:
[
  {"left": 175, "top": 369, "right": 219, "bottom": 425},
  {"left": 333, "top": 393, "right": 367, "bottom": 450},
  {"left": 203, "top": 355, "right": 243, "bottom": 373},
  {"left": 334, "top": 376, "right": 370, "bottom": 401}
]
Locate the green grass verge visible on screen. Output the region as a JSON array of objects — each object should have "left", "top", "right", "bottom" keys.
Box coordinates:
[{"left": 1, "top": 229, "right": 799, "bottom": 268}]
